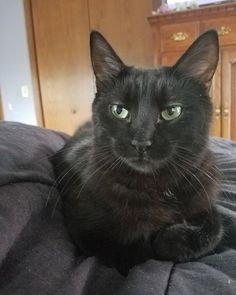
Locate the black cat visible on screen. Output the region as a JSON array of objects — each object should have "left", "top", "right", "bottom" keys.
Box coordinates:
[{"left": 52, "top": 30, "right": 223, "bottom": 274}]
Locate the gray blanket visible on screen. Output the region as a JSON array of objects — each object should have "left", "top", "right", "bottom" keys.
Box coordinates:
[{"left": 0, "top": 122, "right": 235, "bottom": 295}]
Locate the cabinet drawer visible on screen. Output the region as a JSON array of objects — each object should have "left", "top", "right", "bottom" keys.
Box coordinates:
[
  {"left": 160, "top": 22, "right": 200, "bottom": 52},
  {"left": 202, "top": 17, "right": 236, "bottom": 46}
]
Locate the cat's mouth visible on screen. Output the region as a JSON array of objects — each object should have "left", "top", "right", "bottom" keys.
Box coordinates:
[
  {"left": 131, "top": 156, "right": 150, "bottom": 164},
  {"left": 113, "top": 147, "right": 160, "bottom": 173}
]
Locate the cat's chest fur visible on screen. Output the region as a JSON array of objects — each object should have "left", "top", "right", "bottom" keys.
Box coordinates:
[{"left": 83, "top": 169, "right": 181, "bottom": 243}]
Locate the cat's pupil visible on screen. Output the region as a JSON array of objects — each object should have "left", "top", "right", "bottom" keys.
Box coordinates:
[
  {"left": 116, "top": 105, "right": 123, "bottom": 115},
  {"left": 167, "top": 108, "right": 175, "bottom": 116}
]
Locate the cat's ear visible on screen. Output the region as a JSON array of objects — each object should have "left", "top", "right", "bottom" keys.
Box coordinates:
[
  {"left": 173, "top": 30, "right": 219, "bottom": 91},
  {"left": 90, "top": 31, "right": 125, "bottom": 88}
]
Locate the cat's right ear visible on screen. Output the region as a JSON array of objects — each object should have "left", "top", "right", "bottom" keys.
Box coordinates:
[
  {"left": 90, "top": 31, "right": 125, "bottom": 89},
  {"left": 173, "top": 30, "right": 219, "bottom": 91}
]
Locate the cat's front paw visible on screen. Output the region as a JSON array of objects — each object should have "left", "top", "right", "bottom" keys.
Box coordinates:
[{"left": 153, "top": 223, "right": 208, "bottom": 262}]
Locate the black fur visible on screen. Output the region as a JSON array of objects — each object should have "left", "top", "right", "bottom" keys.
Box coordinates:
[{"left": 52, "top": 30, "right": 223, "bottom": 274}]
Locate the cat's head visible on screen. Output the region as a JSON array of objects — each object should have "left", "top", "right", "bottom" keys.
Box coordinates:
[{"left": 90, "top": 30, "right": 219, "bottom": 173}]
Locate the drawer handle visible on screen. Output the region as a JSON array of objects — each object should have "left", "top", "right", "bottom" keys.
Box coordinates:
[
  {"left": 171, "top": 32, "right": 189, "bottom": 41},
  {"left": 217, "top": 26, "right": 231, "bottom": 36},
  {"left": 223, "top": 107, "right": 229, "bottom": 117},
  {"left": 215, "top": 107, "right": 221, "bottom": 118}
]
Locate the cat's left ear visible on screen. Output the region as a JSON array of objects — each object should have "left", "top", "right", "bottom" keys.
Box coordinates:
[
  {"left": 173, "top": 30, "right": 219, "bottom": 91},
  {"left": 90, "top": 31, "right": 125, "bottom": 88}
]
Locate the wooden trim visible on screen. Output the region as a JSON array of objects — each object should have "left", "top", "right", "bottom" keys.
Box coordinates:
[
  {"left": 23, "top": 0, "right": 44, "bottom": 127},
  {"left": 148, "top": 2, "right": 236, "bottom": 24},
  {"left": 231, "top": 60, "right": 236, "bottom": 140}
]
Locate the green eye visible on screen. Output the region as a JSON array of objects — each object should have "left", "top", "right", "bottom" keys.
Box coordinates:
[
  {"left": 111, "top": 104, "right": 130, "bottom": 120},
  {"left": 161, "top": 106, "right": 182, "bottom": 121}
]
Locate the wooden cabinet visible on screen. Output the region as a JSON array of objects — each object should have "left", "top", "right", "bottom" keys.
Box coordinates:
[
  {"left": 221, "top": 48, "right": 236, "bottom": 140},
  {"left": 148, "top": 3, "right": 236, "bottom": 140},
  {"left": 161, "top": 52, "right": 182, "bottom": 66}
]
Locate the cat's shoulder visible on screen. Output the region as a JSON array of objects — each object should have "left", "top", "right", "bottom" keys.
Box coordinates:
[
  {"left": 60, "top": 121, "right": 93, "bottom": 161},
  {"left": 73, "top": 121, "right": 93, "bottom": 140}
]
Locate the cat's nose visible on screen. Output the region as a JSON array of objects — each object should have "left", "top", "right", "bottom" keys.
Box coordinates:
[{"left": 131, "top": 139, "right": 152, "bottom": 154}]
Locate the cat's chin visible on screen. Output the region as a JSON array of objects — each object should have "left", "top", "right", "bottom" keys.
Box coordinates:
[{"left": 123, "top": 157, "right": 158, "bottom": 174}]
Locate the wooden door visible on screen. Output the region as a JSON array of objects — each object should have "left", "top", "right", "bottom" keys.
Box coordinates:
[
  {"left": 221, "top": 48, "right": 236, "bottom": 140},
  {"left": 31, "top": 0, "right": 94, "bottom": 134},
  {"left": 88, "top": 0, "right": 153, "bottom": 68},
  {"left": 29, "top": 0, "right": 153, "bottom": 134}
]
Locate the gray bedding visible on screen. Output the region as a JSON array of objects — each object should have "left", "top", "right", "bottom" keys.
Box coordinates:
[{"left": 0, "top": 122, "right": 235, "bottom": 295}]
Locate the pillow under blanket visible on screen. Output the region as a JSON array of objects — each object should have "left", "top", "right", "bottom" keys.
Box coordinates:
[{"left": 0, "top": 121, "right": 235, "bottom": 295}]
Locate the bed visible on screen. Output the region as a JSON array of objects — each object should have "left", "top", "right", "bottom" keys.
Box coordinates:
[{"left": 0, "top": 121, "right": 235, "bottom": 295}]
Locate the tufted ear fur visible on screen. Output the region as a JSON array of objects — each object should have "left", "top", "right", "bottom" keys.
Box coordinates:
[
  {"left": 173, "top": 30, "right": 219, "bottom": 91},
  {"left": 90, "top": 31, "right": 125, "bottom": 89}
]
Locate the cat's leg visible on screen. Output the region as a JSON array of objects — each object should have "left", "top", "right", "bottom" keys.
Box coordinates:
[
  {"left": 73, "top": 232, "right": 153, "bottom": 275},
  {"left": 153, "top": 207, "right": 223, "bottom": 262}
]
